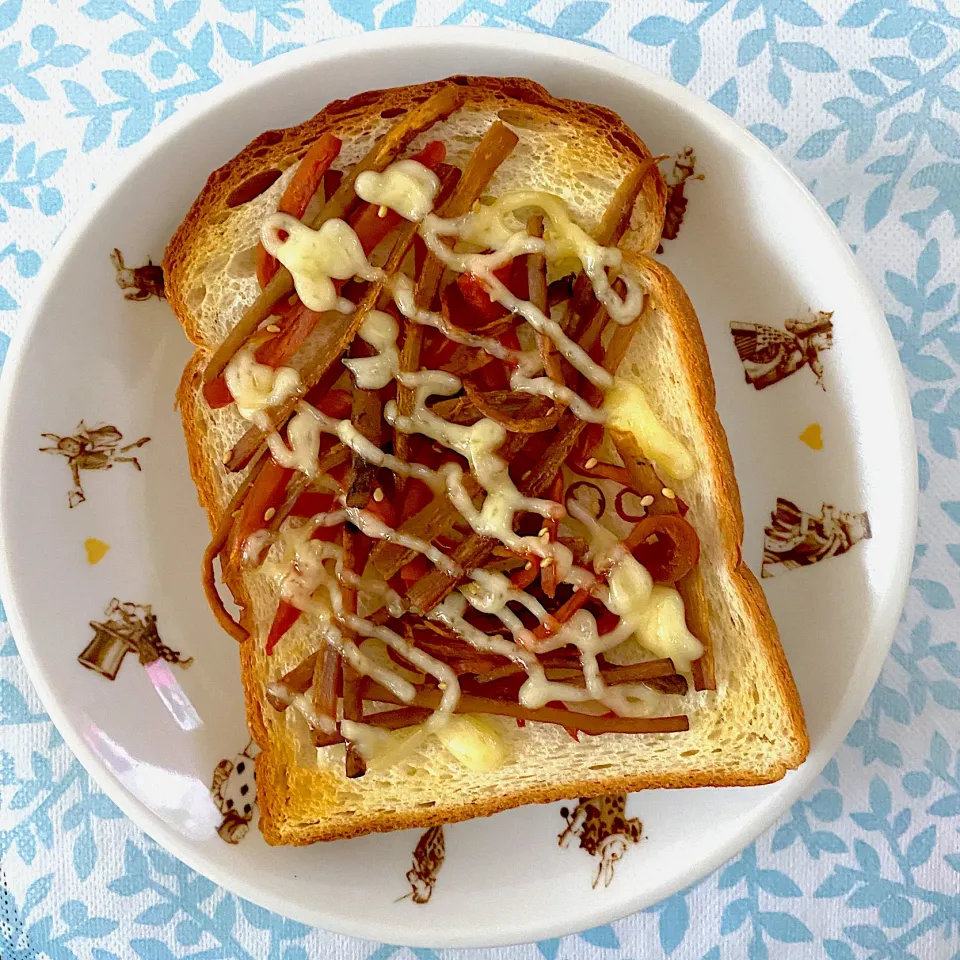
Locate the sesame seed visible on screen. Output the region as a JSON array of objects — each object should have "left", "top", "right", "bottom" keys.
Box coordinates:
[
  {"left": 524, "top": 561, "right": 533, "bottom": 571},
  {"left": 265, "top": 324, "right": 281, "bottom": 333},
  {"left": 438, "top": 681, "right": 447, "bottom": 690},
  {"left": 646, "top": 534, "right": 659, "bottom": 545},
  {"left": 471, "top": 200, "right": 480, "bottom": 213},
  {"left": 222, "top": 450, "right": 232, "bottom": 464},
  {"left": 662, "top": 487, "right": 676, "bottom": 499},
  {"left": 377, "top": 205, "right": 388, "bottom": 218},
  {"left": 538, "top": 527, "right": 550, "bottom": 538},
  {"left": 585, "top": 457, "right": 598, "bottom": 469},
  {"left": 373, "top": 488, "right": 384, "bottom": 502},
  {"left": 264, "top": 507, "right": 276, "bottom": 522},
  {"left": 541, "top": 556, "right": 554, "bottom": 568},
  {"left": 640, "top": 495, "right": 655, "bottom": 506}
]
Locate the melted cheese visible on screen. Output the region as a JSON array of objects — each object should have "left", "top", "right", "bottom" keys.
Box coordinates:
[
  {"left": 342, "top": 310, "right": 399, "bottom": 389},
  {"left": 263, "top": 527, "right": 420, "bottom": 702},
  {"left": 434, "top": 715, "right": 506, "bottom": 771},
  {"left": 339, "top": 719, "right": 394, "bottom": 760},
  {"left": 606, "top": 551, "right": 654, "bottom": 623},
  {"left": 224, "top": 346, "right": 300, "bottom": 428},
  {"left": 260, "top": 214, "right": 381, "bottom": 312},
  {"left": 355, "top": 160, "right": 441, "bottom": 222},
  {"left": 266, "top": 518, "right": 461, "bottom": 725},
  {"left": 422, "top": 190, "right": 645, "bottom": 325},
  {"left": 604, "top": 376, "right": 695, "bottom": 480},
  {"left": 267, "top": 406, "right": 322, "bottom": 477},
  {"left": 624, "top": 585, "right": 703, "bottom": 673}
]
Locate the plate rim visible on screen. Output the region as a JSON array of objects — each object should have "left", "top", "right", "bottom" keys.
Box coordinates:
[{"left": 0, "top": 25, "right": 918, "bottom": 948}]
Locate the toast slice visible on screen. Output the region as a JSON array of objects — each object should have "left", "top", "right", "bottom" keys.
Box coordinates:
[{"left": 165, "top": 76, "right": 808, "bottom": 845}]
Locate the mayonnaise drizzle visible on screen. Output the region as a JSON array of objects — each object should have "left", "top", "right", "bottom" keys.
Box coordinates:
[
  {"left": 261, "top": 214, "right": 382, "bottom": 313},
  {"left": 247, "top": 161, "right": 702, "bottom": 742},
  {"left": 355, "top": 159, "right": 440, "bottom": 223},
  {"left": 422, "top": 225, "right": 615, "bottom": 390},
  {"left": 224, "top": 346, "right": 301, "bottom": 429}
]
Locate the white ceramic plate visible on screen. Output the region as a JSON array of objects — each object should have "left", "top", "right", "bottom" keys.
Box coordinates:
[{"left": 0, "top": 28, "right": 916, "bottom": 948}]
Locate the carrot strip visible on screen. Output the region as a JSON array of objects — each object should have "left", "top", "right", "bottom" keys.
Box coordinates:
[
  {"left": 310, "top": 87, "right": 463, "bottom": 228},
  {"left": 202, "top": 376, "right": 235, "bottom": 409},
  {"left": 228, "top": 457, "right": 293, "bottom": 564},
  {"left": 265, "top": 601, "right": 301, "bottom": 657}
]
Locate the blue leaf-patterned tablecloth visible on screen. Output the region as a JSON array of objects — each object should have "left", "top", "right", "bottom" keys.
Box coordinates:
[{"left": 0, "top": 1, "right": 958, "bottom": 958}]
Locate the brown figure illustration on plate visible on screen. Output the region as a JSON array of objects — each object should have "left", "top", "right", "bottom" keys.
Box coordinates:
[
  {"left": 40, "top": 421, "right": 150, "bottom": 508},
  {"left": 401, "top": 825, "right": 445, "bottom": 904},
  {"left": 110, "top": 248, "right": 165, "bottom": 301},
  {"left": 657, "top": 147, "right": 702, "bottom": 252},
  {"left": 559, "top": 795, "right": 643, "bottom": 888},
  {"left": 731, "top": 310, "right": 834, "bottom": 390},
  {"left": 211, "top": 741, "right": 259, "bottom": 844},
  {"left": 78, "top": 599, "right": 192, "bottom": 681},
  {"left": 762, "top": 498, "right": 871, "bottom": 579}
]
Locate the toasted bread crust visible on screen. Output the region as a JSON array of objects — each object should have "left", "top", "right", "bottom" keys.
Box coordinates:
[{"left": 166, "top": 79, "right": 807, "bottom": 846}]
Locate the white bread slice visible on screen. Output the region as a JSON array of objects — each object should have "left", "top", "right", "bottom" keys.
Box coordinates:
[{"left": 165, "top": 77, "right": 808, "bottom": 845}]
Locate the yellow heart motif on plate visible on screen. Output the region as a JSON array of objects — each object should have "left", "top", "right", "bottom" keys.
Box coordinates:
[
  {"left": 799, "top": 423, "right": 823, "bottom": 450},
  {"left": 84, "top": 538, "right": 110, "bottom": 565}
]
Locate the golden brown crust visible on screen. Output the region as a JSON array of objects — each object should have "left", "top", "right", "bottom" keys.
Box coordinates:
[{"left": 165, "top": 77, "right": 806, "bottom": 847}]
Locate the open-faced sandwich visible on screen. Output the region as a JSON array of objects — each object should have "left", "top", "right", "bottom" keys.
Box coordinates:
[{"left": 163, "top": 76, "right": 809, "bottom": 845}]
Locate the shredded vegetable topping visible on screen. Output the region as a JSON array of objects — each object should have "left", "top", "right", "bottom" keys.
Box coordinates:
[{"left": 201, "top": 85, "right": 716, "bottom": 775}]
